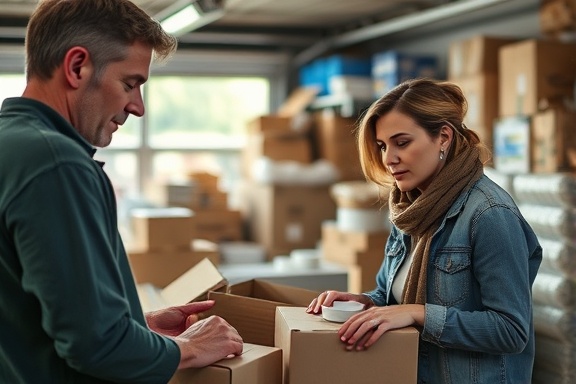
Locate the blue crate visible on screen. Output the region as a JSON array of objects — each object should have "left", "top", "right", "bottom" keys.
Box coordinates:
[
  {"left": 372, "top": 51, "right": 438, "bottom": 98},
  {"left": 299, "top": 55, "right": 372, "bottom": 96}
]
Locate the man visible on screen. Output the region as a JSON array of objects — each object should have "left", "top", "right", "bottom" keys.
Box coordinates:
[{"left": 0, "top": 0, "right": 242, "bottom": 382}]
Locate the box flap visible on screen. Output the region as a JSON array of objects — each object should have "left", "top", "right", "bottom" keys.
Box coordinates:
[
  {"left": 160, "top": 258, "right": 227, "bottom": 306},
  {"left": 276, "top": 86, "right": 319, "bottom": 117}
]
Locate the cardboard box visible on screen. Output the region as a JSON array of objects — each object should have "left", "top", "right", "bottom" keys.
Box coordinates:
[
  {"left": 313, "top": 111, "right": 364, "bottom": 181},
  {"left": 448, "top": 35, "right": 516, "bottom": 79},
  {"left": 275, "top": 306, "right": 419, "bottom": 384},
  {"left": 169, "top": 343, "right": 282, "bottom": 384},
  {"left": 499, "top": 39, "right": 576, "bottom": 117},
  {"left": 130, "top": 207, "right": 195, "bottom": 251},
  {"left": 136, "top": 258, "right": 228, "bottom": 312},
  {"left": 193, "top": 210, "right": 244, "bottom": 243},
  {"left": 532, "top": 107, "right": 576, "bottom": 173},
  {"left": 204, "top": 279, "right": 320, "bottom": 347},
  {"left": 128, "top": 239, "right": 220, "bottom": 288},
  {"left": 540, "top": 0, "right": 576, "bottom": 35},
  {"left": 452, "top": 74, "right": 499, "bottom": 149},
  {"left": 493, "top": 116, "right": 531, "bottom": 174},
  {"left": 321, "top": 223, "right": 388, "bottom": 293},
  {"left": 244, "top": 183, "right": 336, "bottom": 258}
]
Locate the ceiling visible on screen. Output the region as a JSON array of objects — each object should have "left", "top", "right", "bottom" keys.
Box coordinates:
[
  {"left": 0, "top": 0, "right": 462, "bottom": 50},
  {"left": 0, "top": 0, "right": 539, "bottom": 65}
]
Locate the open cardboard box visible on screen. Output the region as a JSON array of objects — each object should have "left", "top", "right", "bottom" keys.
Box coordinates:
[
  {"left": 203, "top": 279, "right": 320, "bottom": 347},
  {"left": 169, "top": 343, "right": 282, "bottom": 384},
  {"left": 275, "top": 306, "right": 419, "bottom": 384},
  {"left": 136, "top": 258, "right": 228, "bottom": 312}
]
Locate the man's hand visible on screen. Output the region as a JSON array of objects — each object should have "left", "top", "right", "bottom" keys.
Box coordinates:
[{"left": 146, "top": 300, "right": 215, "bottom": 337}]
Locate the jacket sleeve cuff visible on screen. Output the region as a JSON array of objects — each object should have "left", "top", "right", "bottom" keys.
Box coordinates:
[{"left": 422, "top": 303, "right": 446, "bottom": 345}]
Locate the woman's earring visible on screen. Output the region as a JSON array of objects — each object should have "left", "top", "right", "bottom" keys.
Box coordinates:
[{"left": 440, "top": 148, "right": 445, "bottom": 160}]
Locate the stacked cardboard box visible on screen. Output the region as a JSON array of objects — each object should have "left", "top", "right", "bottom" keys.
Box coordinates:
[
  {"left": 165, "top": 172, "right": 243, "bottom": 243},
  {"left": 127, "top": 207, "right": 220, "bottom": 287},
  {"left": 312, "top": 110, "right": 364, "bottom": 181},
  {"left": 448, "top": 35, "right": 517, "bottom": 154},
  {"left": 242, "top": 87, "right": 318, "bottom": 180},
  {"left": 241, "top": 183, "right": 336, "bottom": 259},
  {"left": 494, "top": 39, "right": 576, "bottom": 174}
]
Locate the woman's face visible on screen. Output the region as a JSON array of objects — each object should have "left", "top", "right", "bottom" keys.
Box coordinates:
[{"left": 375, "top": 110, "right": 447, "bottom": 192}]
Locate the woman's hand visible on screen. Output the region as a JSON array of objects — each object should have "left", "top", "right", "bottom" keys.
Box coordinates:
[
  {"left": 339, "top": 304, "right": 425, "bottom": 351},
  {"left": 306, "top": 290, "right": 374, "bottom": 315}
]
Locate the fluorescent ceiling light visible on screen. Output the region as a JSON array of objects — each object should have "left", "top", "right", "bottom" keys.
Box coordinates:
[{"left": 158, "top": 1, "right": 225, "bottom": 37}]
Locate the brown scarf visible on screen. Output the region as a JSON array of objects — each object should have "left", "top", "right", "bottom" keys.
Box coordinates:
[{"left": 389, "top": 141, "right": 484, "bottom": 304}]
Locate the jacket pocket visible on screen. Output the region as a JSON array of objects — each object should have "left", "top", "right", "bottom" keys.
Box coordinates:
[{"left": 432, "top": 248, "right": 471, "bottom": 306}]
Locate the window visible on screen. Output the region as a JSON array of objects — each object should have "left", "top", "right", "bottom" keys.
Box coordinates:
[
  {"left": 0, "top": 74, "right": 26, "bottom": 103},
  {"left": 0, "top": 48, "right": 288, "bottom": 206}
]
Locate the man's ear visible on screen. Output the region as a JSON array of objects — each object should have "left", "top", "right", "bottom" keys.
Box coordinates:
[{"left": 63, "top": 46, "right": 91, "bottom": 89}]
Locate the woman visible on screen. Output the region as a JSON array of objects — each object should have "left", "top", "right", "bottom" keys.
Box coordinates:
[{"left": 307, "top": 78, "right": 542, "bottom": 383}]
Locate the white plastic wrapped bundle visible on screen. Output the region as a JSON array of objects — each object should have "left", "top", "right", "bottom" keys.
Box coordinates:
[
  {"left": 483, "top": 167, "right": 515, "bottom": 199},
  {"left": 539, "top": 238, "right": 576, "bottom": 280},
  {"left": 513, "top": 173, "right": 576, "bottom": 208},
  {"left": 251, "top": 158, "right": 339, "bottom": 186},
  {"left": 533, "top": 304, "right": 576, "bottom": 341},
  {"left": 532, "top": 271, "right": 576, "bottom": 308},
  {"left": 518, "top": 204, "right": 576, "bottom": 241}
]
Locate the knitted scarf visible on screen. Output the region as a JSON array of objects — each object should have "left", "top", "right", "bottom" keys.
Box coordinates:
[{"left": 389, "top": 141, "right": 484, "bottom": 305}]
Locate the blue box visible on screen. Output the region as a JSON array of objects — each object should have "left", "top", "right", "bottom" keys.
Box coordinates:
[
  {"left": 299, "top": 55, "right": 372, "bottom": 96},
  {"left": 371, "top": 51, "right": 438, "bottom": 98}
]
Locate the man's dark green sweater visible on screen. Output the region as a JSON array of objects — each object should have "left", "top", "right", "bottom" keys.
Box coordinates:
[{"left": 0, "top": 98, "right": 180, "bottom": 383}]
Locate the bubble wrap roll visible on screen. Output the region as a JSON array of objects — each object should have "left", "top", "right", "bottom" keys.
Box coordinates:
[
  {"left": 513, "top": 173, "right": 576, "bottom": 208},
  {"left": 533, "top": 271, "right": 576, "bottom": 308},
  {"left": 533, "top": 304, "right": 576, "bottom": 340},
  {"left": 518, "top": 204, "right": 576, "bottom": 242},
  {"left": 539, "top": 238, "right": 576, "bottom": 280}
]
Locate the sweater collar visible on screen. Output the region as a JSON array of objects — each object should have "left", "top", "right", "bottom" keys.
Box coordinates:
[{"left": 1, "top": 97, "right": 97, "bottom": 158}]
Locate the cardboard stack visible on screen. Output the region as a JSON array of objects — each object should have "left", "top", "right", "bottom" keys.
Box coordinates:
[
  {"left": 494, "top": 38, "right": 576, "bottom": 174},
  {"left": 321, "top": 181, "right": 390, "bottom": 293},
  {"left": 312, "top": 109, "right": 364, "bottom": 181},
  {"left": 241, "top": 87, "right": 318, "bottom": 180},
  {"left": 448, "top": 35, "right": 517, "bottom": 154},
  {"left": 242, "top": 183, "right": 336, "bottom": 259},
  {"left": 166, "top": 172, "right": 244, "bottom": 243},
  {"left": 127, "top": 207, "right": 220, "bottom": 288}
]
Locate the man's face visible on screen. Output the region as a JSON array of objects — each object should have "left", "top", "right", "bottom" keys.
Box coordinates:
[{"left": 75, "top": 41, "right": 151, "bottom": 148}]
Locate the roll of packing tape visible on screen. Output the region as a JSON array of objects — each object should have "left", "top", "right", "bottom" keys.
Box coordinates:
[
  {"left": 290, "top": 249, "right": 320, "bottom": 269},
  {"left": 273, "top": 255, "right": 292, "bottom": 271},
  {"left": 336, "top": 207, "right": 389, "bottom": 232}
]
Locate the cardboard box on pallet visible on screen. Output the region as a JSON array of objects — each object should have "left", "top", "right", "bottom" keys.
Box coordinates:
[
  {"left": 128, "top": 239, "right": 220, "bottom": 288},
  {"left": 169, "top": 343, "right": 282, "bottom": 384},
  {"left": 275, "top": 306, "right": 419, "bottom": 384},
  {"left": 203, "top": 279, "right": 320, "bottom": 347}
]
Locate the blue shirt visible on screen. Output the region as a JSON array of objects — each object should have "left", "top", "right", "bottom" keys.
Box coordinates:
[
  {"left": 0, "top": 98, "right": 180, "bottom": 383},
  {"left": 365, "top": 174, "right": 542, "bottom": 384}
]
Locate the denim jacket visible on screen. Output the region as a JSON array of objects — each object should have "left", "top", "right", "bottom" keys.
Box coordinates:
[{"left": 364, "top": 174, "right": 542, "bottom": 384}]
